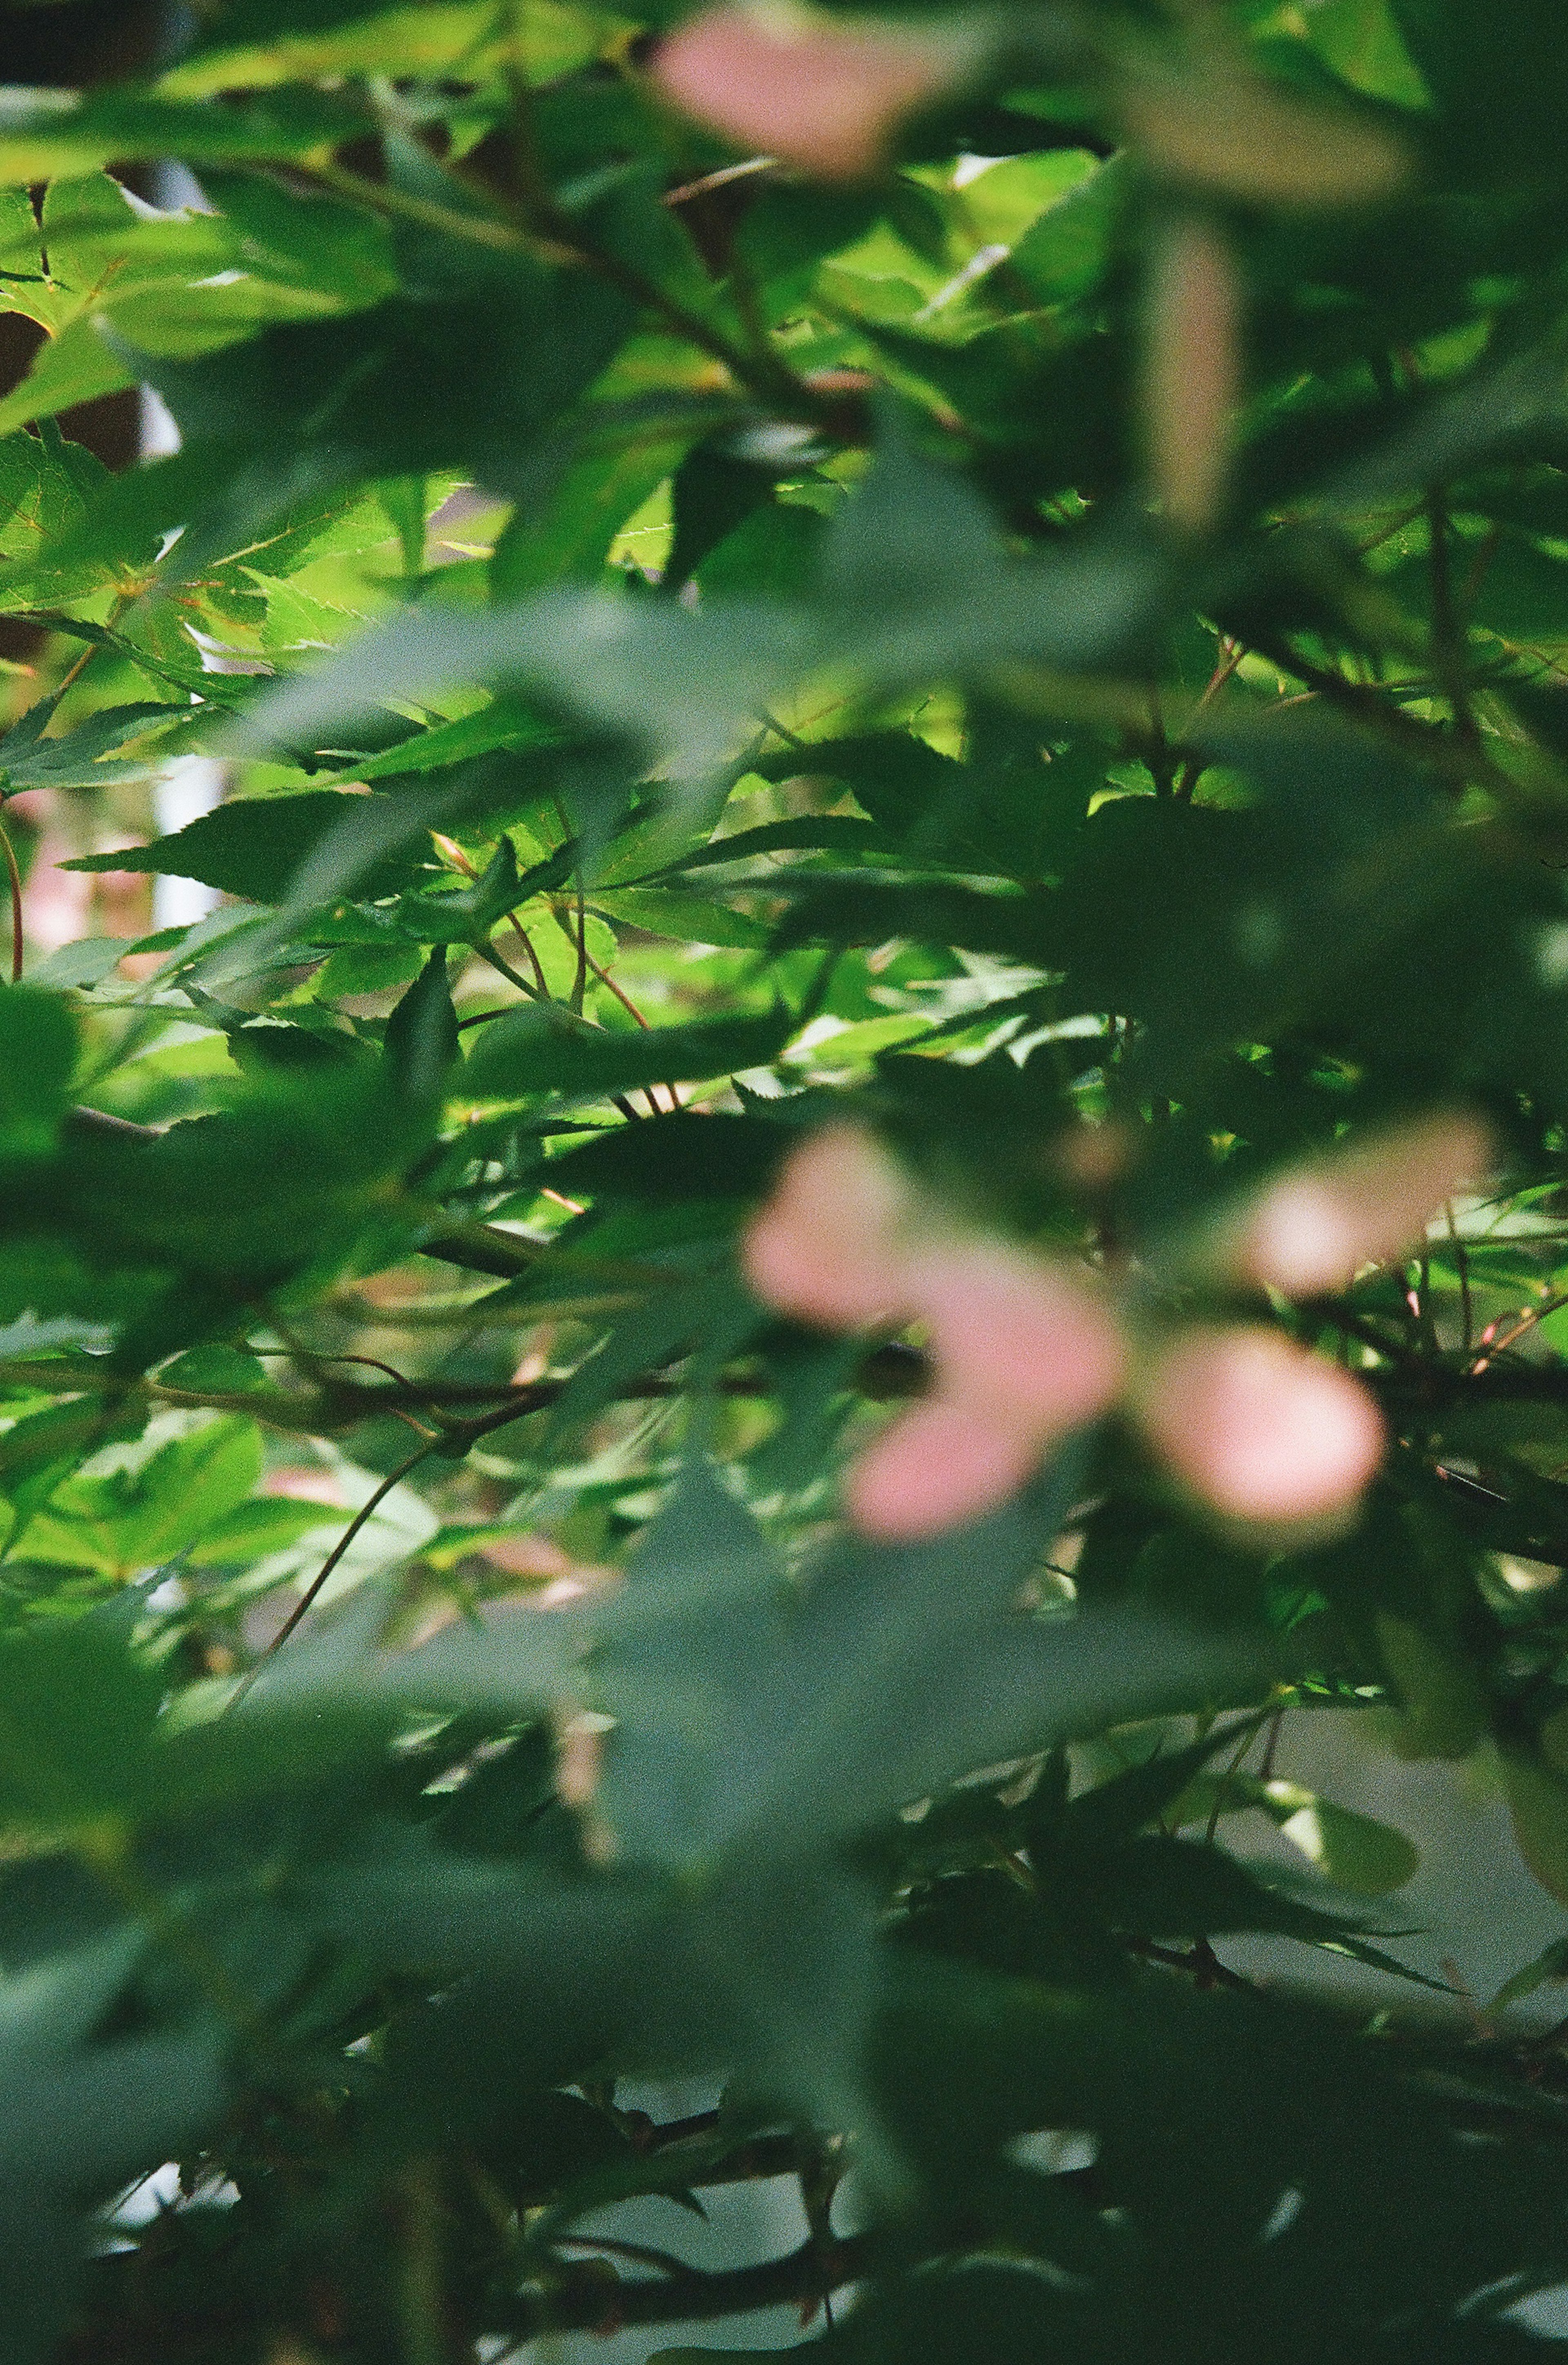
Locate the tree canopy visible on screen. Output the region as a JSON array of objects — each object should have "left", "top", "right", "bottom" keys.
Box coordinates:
[{"left": 6, "top": 0, "right": 1568, "bottom": 2358}]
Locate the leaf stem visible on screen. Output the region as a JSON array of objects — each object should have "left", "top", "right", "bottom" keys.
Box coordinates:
[
  {"left": 1427, "top": 485, "right": 1479, "bottom": 754},
  {"left": 303, "top": 158, "right": 550, "bottom": 259},
  {"left": 0, "top": 813, "right": 23, "bottom": 984},
  {"left": 477, "top": 940, "right": 543, "bottom": 999},
  {"left": 401, "top": 2161, "right": 450, "bottom": 2365},
  {"left": 570, "top": 880, "right": 588, "bottom": 1016}
]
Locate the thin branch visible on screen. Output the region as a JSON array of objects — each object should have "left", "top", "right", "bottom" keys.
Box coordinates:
[
  {"left": 226, "top": 1442, "right": 438, "bottom": 1705},
  {"left": 581, "top": 954, "right": 655, "bottom": 1035},
  {"left": 71, "top": 2231, "right": 877, "bottom": 2357},
  {"left": 1205, "top": 1717, "right": 1259, "bottom": 1847},
  {"left": 567, "top": 933, "right": 675, "bottom": 1114},
  {"left": 301, "top": 157, "right": 552, "bottom": 258},
  {"left": 510, "top": 2233, "right": 874, "bottom": 2339},
  {"left": 509, "top": 917, "right": 550, "bottom": 996},
  {"left": 1261, "top": 638, "right": 1514, "bottom": 799},
  {"left": 1470, "top": 1292, "right": 1568, "bottom": 1374},
  {"left": 1126, "top": 1935, "right": 1251, "bottom": 1993},
  {"left": 554, "top": 2236, "right": 693, "bottom": 2279},
  {"left": 664, "top": 157, "right": 780, "bottom": 208},
  {"left": 36, "top": 588, "right": 134, "bottom": 717},
  {"left": 432, "top": 831, "right": 550, "bottom": 996},
  {"left": 60, "top": 1122, "right": 555, "bottom": 1288},
  {"left": 265, "top": 1349, "right": 416, "bottom": 1391}
]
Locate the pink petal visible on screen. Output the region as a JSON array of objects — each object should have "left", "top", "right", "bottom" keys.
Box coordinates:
[
  {"left": 846, "top": 1395, "right": 1041, "bottom": 1539},
  {"left": 1143, "top": 215, "right": 1241, "bottom": 535},
  {"left": 1135, "top": 1327, "right": 1385, "bottom": 1529},
  {"left": 741, "top": 1123, "right": 911, "bottom": 1327},
  {"left": 650, "top": 6, "right": 962, "bottom": 181},
  {"left": 1234, "top": 1109, "right": 1493, "bottom": 1296},
  {"left": 912, "top": 1240, "right": 1124, "bottom": 1434}
]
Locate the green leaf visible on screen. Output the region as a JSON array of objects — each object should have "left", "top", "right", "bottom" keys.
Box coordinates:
[
  {"left": 162, "top": 0, "right": 604, "bottom": 95},
  {"left": 15, "top": 1416, "right": 266, "bottom": 1577},
  {"left": 1304, "top": 0, "right": 1432, "bottom": 105},
  {"left": 0, "top": 421, "right": 111, "bottom": 564},
  {"left": 197, "top": 169, "right": 402, "bottom": 314},
  {"left": 0, "top": 1401, "right": 124, "bottom": 1501},
  {"left": 589, "top": 1459, "right": 1279, "bottom": 1875},
  {"left": 0, "top": 85, "right": 366, "bottom": 185},
  {"left": 394, "top": 837, "right": 558, "bottom": 945},
  {"left": 314, "top": 697, "right": 561, "bottom": 784},
  {"left": 64, "top": 791, "right": 432, "bottom": 904},
  {"left": 547, "top": 1111, "right": 788, "bottom": 1204},
  {"left": 6, "top": 270, "right": 634, "bottom": 604},
  {"left": 0, "top": 704, "right": 183, "bottom": 793},
  {"left": 1252, "top": 1781, "right": 1421, "bottom": 1896},
  {"left": 156, "top": 1345, "right": 271, "bottom": 1396},
  {"left": 0, "top": 1933, "right": 223, "bottom": 2365},
  {"left": 182, "top": 1494, "right": 339, "bottom": 1567},
  {"left": 493, "top": 432, "right": 696, "bottom": 598},
  {"left": 1492, "top": 1935, "right": 1568, "bottom": 2014},
  {"left": 587, "top": 889, "right": 772, "bottom": 949},
  {"left": 242, "top": 444, "right": 1167, "bottom": 778},
  {"left": 1374, "top": 1612, "right": 1487, "bottom": 1759},
  {"left": 1056, "top": 1723, "right": 1265, "bottom": 1857},
  {"left": 0, "top": 321, "right": 135, "bottom": 441},
  {"left": 1008, "top": 154, "right": 1126, "bottom": 307},
  {"left": 49, "top": 1062, "right": 436, "bottom": 1314},
  {"left": 137, "top": 265, "right": 635, "bottom": 513},
  {"left": 463, "top": 1005, "right": 797, "bottom": 1100},
  {"left": 0, "top": 990, "right": 77, "bottom": 1160},
  {"left": 1071, "top": 1831, "right": 1407, "bottom": 1944},
  {"left": 1503, "top": 1751, "right": 1568, "bottom": 1906},
  {"left": 624, "top": 815, "right": 893, "bottom": 880},
  {"left": 384, "top": 948, "right": 459, "bottom": 1100},
  {"left": 0, "top": 1614, "right": 165, "bottom": 1831}
]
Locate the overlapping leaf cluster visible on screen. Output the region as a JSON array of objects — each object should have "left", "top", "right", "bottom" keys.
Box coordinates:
[{"left": 8, "top": 0, "right": 1568, "bottom": 2358}]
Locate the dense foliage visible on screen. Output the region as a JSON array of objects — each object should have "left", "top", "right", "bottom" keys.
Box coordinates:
[{"left": 11, "top": 0, "right": 1568, "bottom": 2357}]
